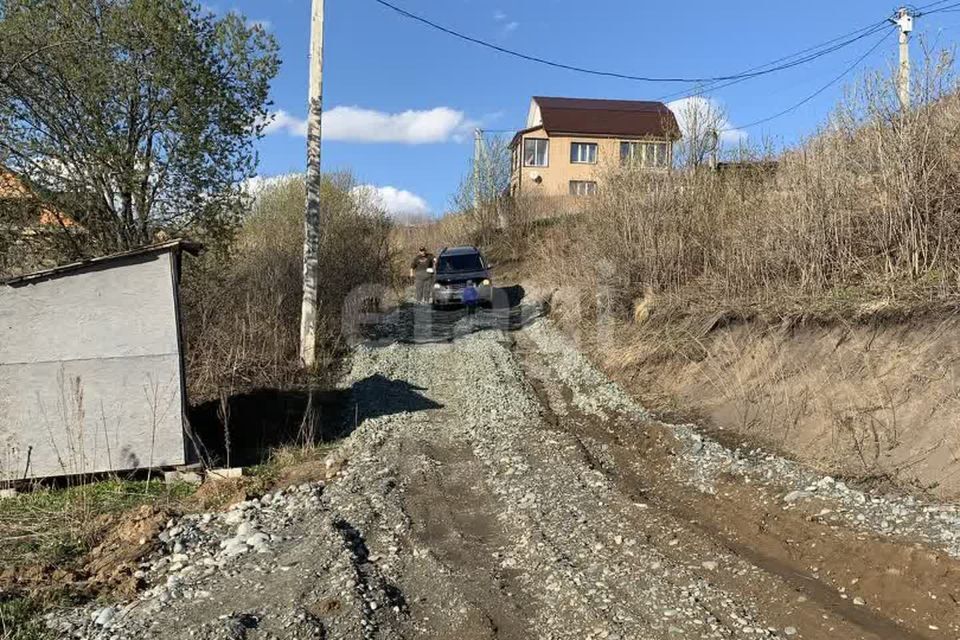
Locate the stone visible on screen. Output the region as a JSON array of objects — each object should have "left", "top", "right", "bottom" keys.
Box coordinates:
[
  {"left": 783, "top": 490, "right": 812, "bottom": 504},
  {"left": 164, "top": 470, "right": 202, "bottom": 486},
  {"left": 784, "top": 627, "right": 797, "bottom": 636},
  {"left": 93, "top": 606, "right": 117, "bottom": 627},
  {"left": 223, "top": 510, "right": 246, "bottom": 526},
  {"left": 223, "top": 540, "right": 249, "bottom": 557},
  {"left": 207, "top": 467, "right": 244, "bottom": 481},
  {"left": 701, "top": 561, "right": 718, "bottom": 571}
]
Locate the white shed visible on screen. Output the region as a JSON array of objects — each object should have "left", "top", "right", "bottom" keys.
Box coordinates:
[{"left": 0, "top": 240, "right": 200, "bottom": 480}]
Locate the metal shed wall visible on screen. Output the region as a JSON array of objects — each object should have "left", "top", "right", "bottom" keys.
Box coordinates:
[{"left": 0, "top": 251, "right": 187, "bottom": 479}]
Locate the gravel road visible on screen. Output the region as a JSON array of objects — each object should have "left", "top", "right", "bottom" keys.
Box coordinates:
[{"left": 52, "top": 303, "right": 960, "bottom": 640}]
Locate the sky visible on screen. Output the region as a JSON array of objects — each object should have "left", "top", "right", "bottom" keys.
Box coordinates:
[{"left": 208, "top": 0, "right": 960, "bottom": 219}]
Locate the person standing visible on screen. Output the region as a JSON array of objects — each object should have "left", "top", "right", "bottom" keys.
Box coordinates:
[
  {"left": 410, "top": 246, "right": 435, "bottom": 304},
  {"left": 462, "top": 280, "right": 479, "bottom": 316}
]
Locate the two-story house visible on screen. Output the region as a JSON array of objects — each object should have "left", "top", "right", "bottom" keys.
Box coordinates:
[{"left": 508, "top": 97, "right": 681, "bottom": 198}]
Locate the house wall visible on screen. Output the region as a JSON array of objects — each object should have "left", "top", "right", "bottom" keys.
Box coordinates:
[
  {"left": 511, "top": 133, "right": 672, "bottom": 198},
  {"left": 0, "top": 252, "right": 187, "bottom": 479}
]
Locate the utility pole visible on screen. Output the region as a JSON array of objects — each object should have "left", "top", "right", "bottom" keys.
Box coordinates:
[
  {"left": 299, "top": 0, "right": 324, "bottom": 368},
  {"left": 709, "top": 129, "right": 720, "bottom": 171},
  {"left": 893, "top": 7, "right": 913, "bottom": 109},
  {"left": 473, "top": 128, "right": 483, "bottom": 210}
]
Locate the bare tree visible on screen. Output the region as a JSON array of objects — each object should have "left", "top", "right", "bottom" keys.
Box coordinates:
[
  {"left": 452, "top": 133, "right": 511, "bottom": 243},
  {"left": 668, "top": 95, "right": 730, "bottom": 170}
]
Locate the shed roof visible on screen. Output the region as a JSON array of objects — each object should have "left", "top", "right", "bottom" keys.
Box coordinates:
[
  {"left": 2, "top": 239, "right": 203, "bottom": 286},
  {"left": 533, "top": 96, "right": 681, "bottom": 140}
]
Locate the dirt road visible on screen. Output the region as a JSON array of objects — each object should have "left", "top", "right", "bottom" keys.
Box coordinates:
[{"left": 54, "top": 305, "right": 960, "bottom": 639}]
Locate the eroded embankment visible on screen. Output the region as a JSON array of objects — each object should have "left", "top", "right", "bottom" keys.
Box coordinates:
[{"left": 578, "top": 309, "right": 960, "bottom": 501}]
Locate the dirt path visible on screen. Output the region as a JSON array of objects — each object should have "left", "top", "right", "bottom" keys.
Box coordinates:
[{"left": 54, "top": 311, "right": 960, "bottom": 639}]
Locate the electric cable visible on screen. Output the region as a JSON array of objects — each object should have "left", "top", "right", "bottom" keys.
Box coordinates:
[
  {"left": 372, "top": 0, "right": 893, "bottom": 85},
  {"left": 720, "top": 27, "right": 894, "bottom": 132}
]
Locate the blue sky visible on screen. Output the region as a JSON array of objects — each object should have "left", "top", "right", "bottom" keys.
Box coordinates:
[{"left": 212, "top": 0, "right": 960, "bottom": 218}]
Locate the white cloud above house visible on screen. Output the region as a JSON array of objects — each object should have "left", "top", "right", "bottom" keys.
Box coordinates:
[
  {"left": 667, "top": 96, "right": 747, "bottom": 146},
  {"left": 352, "top": 185, "right": 432, "bottom": 222},
  {"left": 263, "top": 106, "right": 476, "bottom": 144}
]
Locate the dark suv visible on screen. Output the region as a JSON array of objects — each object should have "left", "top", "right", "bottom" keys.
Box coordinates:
[{"left": 431, "top": 246, "right": 493, "bottom": 307}]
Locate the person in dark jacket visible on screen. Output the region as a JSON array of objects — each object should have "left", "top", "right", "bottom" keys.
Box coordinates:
[{"left": 410, "top": 247, "right": 435, "bottom": 304}]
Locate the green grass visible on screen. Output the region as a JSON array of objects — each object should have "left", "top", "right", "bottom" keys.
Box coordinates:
[
  {"left": 0, "top": 446, "right": 340, "bottom": 637},
  {"left": 0, "top": 478, "right": 197, "bottom": 568},
  {"left": 0, "top": 596, "right": 52, "bottom": 640}
]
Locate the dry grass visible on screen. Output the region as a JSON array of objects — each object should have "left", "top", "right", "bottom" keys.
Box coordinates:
[
  {"left": 525, "top": 54, "right": 960, "bottom": 338},
  {"left": 181, "top": 172, "right": 393, "bottom": 403}
]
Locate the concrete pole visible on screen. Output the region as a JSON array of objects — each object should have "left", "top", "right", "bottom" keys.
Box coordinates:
[
  {"left": 709, "top": 130, "right": 720, "bottom": 171},
  {"left": 896, "top": 7, "right": 913, "bottom": 110},
  {"left": 299, "top": 0, "right": 324, "bottom": 368},
  {"left": 473, "top": 128, "right": 482, "bottom": 210}
]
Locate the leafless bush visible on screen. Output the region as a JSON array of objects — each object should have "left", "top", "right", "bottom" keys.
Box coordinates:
[{"left": 181, "top": 172, "right": 393, "bottom": 402}]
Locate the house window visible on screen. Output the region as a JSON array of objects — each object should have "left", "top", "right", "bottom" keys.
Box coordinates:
[
  {"left": 620, "top": 141, "right": 670, "bottom": 168},
  {"left": 570, "top": 142, "right": 598, "bottom": 164},
  {"left": 523, "top": 138, "right": 549, "bottom": 167},
  {"left": 569, "top": 180, "right": 597, "bottom": 196}
]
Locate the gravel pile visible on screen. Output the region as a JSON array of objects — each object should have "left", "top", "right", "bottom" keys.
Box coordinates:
[{"left": 51, "top": 483, "right": 380, "bottom": 639}]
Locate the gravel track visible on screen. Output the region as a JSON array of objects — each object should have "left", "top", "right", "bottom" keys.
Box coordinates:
[{"left": 52, "top": 312, "right": 960, "bottom": 639}]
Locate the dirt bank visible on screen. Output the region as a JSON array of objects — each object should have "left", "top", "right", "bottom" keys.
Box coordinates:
[{"left": 591, "top": 310, "right": 960, "bottom": 501}]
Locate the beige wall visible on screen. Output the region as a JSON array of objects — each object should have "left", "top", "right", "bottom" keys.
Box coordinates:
[{"left": 511, "top": 132, "right": 672, "bottom": 198}]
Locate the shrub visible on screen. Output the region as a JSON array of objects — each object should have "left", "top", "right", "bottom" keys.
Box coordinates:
[{"left": 181, "top": 172, "right": 392, "bottom": 402}]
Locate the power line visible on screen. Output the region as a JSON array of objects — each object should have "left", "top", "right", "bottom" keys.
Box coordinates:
[
  {"left": 720, "top": 27, "right": 894, "bottom": 132},
  {"left": 657, "top": 21, "right": 890, "bottom": 103},
  {"left": 919, "top": 1, "right": 960, "bottom": 14},
  {"left": 372, "top": 0, "right": 892, "bottom": 85},
  {"left": 914, "top": 0, "right": 960, "bottom": 15}
]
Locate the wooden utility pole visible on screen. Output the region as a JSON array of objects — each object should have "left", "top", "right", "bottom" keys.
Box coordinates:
[
  {"left": 299, "top": 0, "right": 325, "bottom": 368},
  {"left": 894, "top": 7, "right": 913, "bottom": 109}
]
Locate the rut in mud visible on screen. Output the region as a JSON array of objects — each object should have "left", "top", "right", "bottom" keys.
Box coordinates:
[{"left": 51, "top": 305, "right": 960, "bottom": 640}]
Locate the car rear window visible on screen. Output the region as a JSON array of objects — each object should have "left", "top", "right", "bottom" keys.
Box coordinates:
[{"left": 437, "top": 253, "right": 483, "bottom": 273}]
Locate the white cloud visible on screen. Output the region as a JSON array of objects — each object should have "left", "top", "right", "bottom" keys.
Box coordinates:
[
  {"left": 263, "top": 107, "right": 476, "bottom": 144},
  {"left": 242, "top": 176, "right": 432, "bottom": 223},
  {"left": 492, "top": 9, "right": 518, "bottom": 35},
  {"left": 353, "top": 185, "right": 431, "bottom": 221},
  {"left": 263, "top": 110, "right": 308, "bottom": 137},
  {"left": 242, "top": 173, "right": 299, "bottom": 196},
  {"left": 667, "top": 96, "right": 747, "bottom": 146}
]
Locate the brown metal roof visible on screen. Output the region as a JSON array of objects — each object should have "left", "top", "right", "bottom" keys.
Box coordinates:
[{"left": 533, "top": 96, "right": 681, "bottom": 140}]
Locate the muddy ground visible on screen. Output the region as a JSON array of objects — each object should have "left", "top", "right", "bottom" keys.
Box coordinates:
[{"left": 49, "top": 302, "right": 960, "bottom": 639}]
